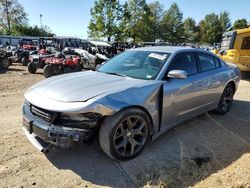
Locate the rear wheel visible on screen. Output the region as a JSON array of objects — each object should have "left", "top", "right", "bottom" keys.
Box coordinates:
[
  {"left": 99, "top": 108, "right": 150, "bottom": 160},
  {"left": 43, "top": 64, "right": 54, "bottom": 78},
  {"left": 64, "top": 66, "right": 72, "bottom": 74},
  {"left": 0, "top": 58, "right": 10, "bottom": 70},
  {"left": 74, "top": 64, "right": 81, "bottom": 72},
  {"left": 21, "top": 57, "right": 29, "bottom": 66},
  {"left": 214, "top": 84, "right": 234, "bottom": 114},
  {"left": 53, "top": 65, "right": 63, "bottom": 75},
  {"left": 27, "top": 62, "right": 37, "bottom": 74}
]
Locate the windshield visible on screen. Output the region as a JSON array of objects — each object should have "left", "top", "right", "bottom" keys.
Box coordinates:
[{"left": 98, "top": 50, "right": 170, "bottom": 80}]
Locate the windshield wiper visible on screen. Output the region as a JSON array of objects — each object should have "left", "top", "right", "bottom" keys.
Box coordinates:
[{"left": 105, "top": 72, "right": 127, "bottom": 77}]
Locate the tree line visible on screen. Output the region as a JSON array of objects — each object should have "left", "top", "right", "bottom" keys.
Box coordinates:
[
  {"left": 0, "top": 0, "right": 54, "bottom": 37},
  {"left": 88, "top": 0, "right": 249, "bottom": 44}
]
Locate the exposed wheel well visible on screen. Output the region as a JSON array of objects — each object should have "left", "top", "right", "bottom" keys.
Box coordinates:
[{"left": 227, "top": 81, "right": 236, "bottom": 93}]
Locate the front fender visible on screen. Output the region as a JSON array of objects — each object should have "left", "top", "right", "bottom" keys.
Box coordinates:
[{"left": 96, "top": 82, "right": 163, "bottom": 134}]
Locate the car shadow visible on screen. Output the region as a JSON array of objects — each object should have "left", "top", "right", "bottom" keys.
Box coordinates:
[
  {"left": 45, "top": 99, "right": 250, "bottom": 188},
  {"left": 0, "top": 67, "right": 25, "bottom": 74}
]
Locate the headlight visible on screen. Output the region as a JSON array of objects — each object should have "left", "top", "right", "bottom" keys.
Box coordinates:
[
  {"left": 59, "top": 113, "right": 102, "bottom": 129},
  {"left": 60, "top": 112, "right": 102, "bottom": 122}
]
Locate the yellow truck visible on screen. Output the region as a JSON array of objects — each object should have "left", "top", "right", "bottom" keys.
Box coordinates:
[{"left": 213, "top": 26, "right": 250, "bottom": 78}]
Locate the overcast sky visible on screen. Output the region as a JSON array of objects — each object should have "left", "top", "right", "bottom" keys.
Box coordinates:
[{"left": 19, "top": 0, "right": 250, "bottom": 39}]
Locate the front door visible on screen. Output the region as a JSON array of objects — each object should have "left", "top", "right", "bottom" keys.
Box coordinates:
[{"left": 161, "top": 52, "right": 208, "bottom": 131}]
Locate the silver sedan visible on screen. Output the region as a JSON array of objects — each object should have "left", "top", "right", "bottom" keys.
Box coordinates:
[{"left": 22, "top": 46, "right": 240, "bottom": 160}]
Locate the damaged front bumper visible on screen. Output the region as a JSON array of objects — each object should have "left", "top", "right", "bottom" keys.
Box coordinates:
[{"left": 22, "top": 103, "right": 94, "bottom": 152}]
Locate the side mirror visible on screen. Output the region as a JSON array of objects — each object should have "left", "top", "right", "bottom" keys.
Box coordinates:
[{"left": 167, "top": 70, "right": 187, "bottom": 79}]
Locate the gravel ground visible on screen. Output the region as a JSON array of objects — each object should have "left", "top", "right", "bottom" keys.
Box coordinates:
[{"left": 0, "top": 65, "right": 250, "bottom": 188}]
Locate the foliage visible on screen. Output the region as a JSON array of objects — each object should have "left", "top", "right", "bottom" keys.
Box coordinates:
[
  {"left": 124, "top": 0, "right": 153, "bottom": 42},
  {"left": 233, "top": 19, "right": 248, "bottom": 30},
  {"left": 12, "top": 24, "right": 54, "bottom": 37},
  {"left": 219, "top": 11, "right": 231, "bottom": 32},
  {"left": 148, "top": 1, "right": 164, "bottom": 41},
  {"left": 0, "top": 0, "right": 28, "bottom": 34},
  {"left": 161, "top": 3, "right": 185, "bottom": 44},
  {"left": 87, "top": 1, "right": 249, "bottom": 44},
  {"left": 88, "top": 0, "right": 121, "bottom": 41},
  {"left": 199, "top": 13, "right": 223, "bottom": 45},
  {"left": 116, "top": 1, "right": 131, "bottom": 42},
  {"left": 183, "top": 17, "right": 199, "bottom": 43}
]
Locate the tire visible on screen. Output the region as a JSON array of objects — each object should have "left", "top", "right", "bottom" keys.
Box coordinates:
[
  {"left": 21, "top": 57, "right": 28, "bottom": 66},
  {"left": 74, "top": 64, "right": 81, "bottom": 72},
  {"left": 0, "top": 58, "right": 10, "bottom": 70},
  {"left": 99, "top": 108, "right": 150, "bottom": 161},
  {"left": 43, "top": 64, "right": 54, "bottom": 78},
  {"left": 64, "top": 66, "right": 72, "bottom": 74},
  {"left": 53, "top": 65, "right": 63, "bottom": 75},
  {"left": 214, "top": 84, "right": 235, "bottom": 114},
  {"left": 27, "top": 62, "right": 37, "bottom": 74}
]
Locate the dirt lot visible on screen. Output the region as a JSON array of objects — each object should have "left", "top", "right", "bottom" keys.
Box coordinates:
[{"left": 0, "top": 65, "right": 250, "bottom": 188}]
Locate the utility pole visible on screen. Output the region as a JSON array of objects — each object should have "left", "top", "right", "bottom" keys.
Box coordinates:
[
  {"left": 40, "top": 14, "right": 43, "bottom": 28},
  {"left": 5, "top": 0, "right": 11, "bottom": 35}
]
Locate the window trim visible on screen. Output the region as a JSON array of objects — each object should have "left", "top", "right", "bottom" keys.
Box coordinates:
[{"left": 213, "top": 56, "right": 222, "bottom": 68}]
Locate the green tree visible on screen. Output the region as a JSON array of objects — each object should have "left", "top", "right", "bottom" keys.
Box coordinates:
[
  {"left": 161, "top": 3, "right": 185, "bottom": 44},
  {"left": 183, "top": 17, "right": 199, "bottom": 43},
  {"left": 116, "top": 1, "right": 131, "bottom": 42},
  {"left": 199, "top": 13, "right": 222, "bottom": 44},
  {"left": 233, "top": 19, "right": 248, "bottom": 30},
  {"left": 135, "top": 3, "right": 155, "bottom": 42},
  {"left": 122, "top": 0, "right": 147, "bottom": 42},
  {"left": 148, "top": 1, "right": 164, "bottom": 41},
  {"left": 88, "top": 0, "right": 121, "bottom": 41},
  {"left": 12, "top": 24, "right": 54, "bottom": 37},
  {"left": 0, "top": 0, "right": 28, "bottom": 34},
  {"left": 125, "top": 0, "right": 154, "bottom": 42},
  {"left": 219, "top": 11, "right": 231, "bottom": 32}
]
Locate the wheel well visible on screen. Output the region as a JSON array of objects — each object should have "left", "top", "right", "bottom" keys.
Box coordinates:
[{"left": 227, "top": 81, "right": 236, "bottom": 93}]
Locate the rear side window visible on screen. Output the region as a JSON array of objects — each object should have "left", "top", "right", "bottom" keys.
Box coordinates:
[
  {"left": 241, "top": 36, "right": 250, "bottom": 50},
  {"left": 168, "top": 53, "right": 198, "bottom": 75},
  {"left": 214, "top": 57, "right": 221, "bottom": 68},
  {"left": 198, "top": 53, "right": 216, "bottom": 72}
]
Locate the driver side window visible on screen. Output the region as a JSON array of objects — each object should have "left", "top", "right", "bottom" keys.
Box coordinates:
[{"left": 168, "top": 53, "right": 198, "bottom": 76}]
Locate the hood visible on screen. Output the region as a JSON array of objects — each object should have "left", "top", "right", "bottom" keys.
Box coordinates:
[{"left": 25, "top": 71, "right": 149, "bottom": 103}]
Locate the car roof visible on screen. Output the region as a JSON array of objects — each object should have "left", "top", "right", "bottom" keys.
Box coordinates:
[{"left": 129, "top": 46, "right": 211, "bottom": 54}]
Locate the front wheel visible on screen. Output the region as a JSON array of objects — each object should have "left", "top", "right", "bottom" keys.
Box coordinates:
[
  {"left": 99, "top": 108, "right": 150, "bottom": 161},
  {"left": 21, "top": 57, "right": 29, "bottom": 66},
  {"left": 27, "top": 62, "right": 37, "bottom": 74},
  {"left": 43, "top": 64, "right": 54, "bottom": 78},
  {"left": 214, "top": 84, "right": 234, "bottom": 114},
  {"left": 0, "top": 58, "right": 10, "bottom": 70}
]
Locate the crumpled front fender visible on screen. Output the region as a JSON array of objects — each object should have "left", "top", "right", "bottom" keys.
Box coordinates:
[{"left": 96, "top": 82, "right": 163, "bottom": 134}]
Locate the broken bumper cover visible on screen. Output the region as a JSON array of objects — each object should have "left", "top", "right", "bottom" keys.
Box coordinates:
[{"left": 22, "top": 108, "right": 92, "bottom": 152}]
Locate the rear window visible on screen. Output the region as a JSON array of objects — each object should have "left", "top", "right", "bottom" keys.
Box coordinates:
[
  {"left": 198, "top": 53, "right": 216, "bottom": 72},
  {"left": 241, "top": 36, "right": 250, "bottom": 50}
]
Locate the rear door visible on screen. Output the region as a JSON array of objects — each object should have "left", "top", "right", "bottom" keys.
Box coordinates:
[
  {"left": 161, "top": 52, "right": 208, "bottom": 130},
  {"left": 196, "top": 52, "right": 223, "bottom": 108}
]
